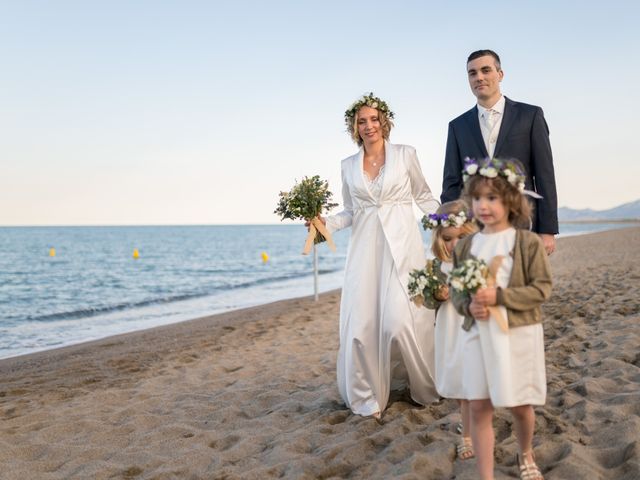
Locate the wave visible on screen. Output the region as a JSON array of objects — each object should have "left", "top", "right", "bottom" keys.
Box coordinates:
[{"left": 23, "top": 267, "right": 344, "bottom": 323}]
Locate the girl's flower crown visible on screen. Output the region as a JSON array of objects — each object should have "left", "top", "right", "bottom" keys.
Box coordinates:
[
  {"left": 462, "top": 157, "right": 525, "bottom": 192},
  {"left": 344, "top": 92, "right": 395, "bottom": 128},
  {"left": 422, "top": 211, "right": 472, "bottom": 230}
]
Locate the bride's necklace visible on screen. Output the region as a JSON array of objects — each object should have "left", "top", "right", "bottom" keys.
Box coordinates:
[{"left": 366, "top": 155, "right": 384, "bottom": 168}]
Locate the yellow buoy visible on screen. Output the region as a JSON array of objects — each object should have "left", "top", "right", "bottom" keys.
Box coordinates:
[
  {"left": 49, "top": 247, "right": 56, "bottom": 257},
  {"left": 133, "top": 248, "right": 140, "bottom": 259},
  {"left": 261, "top": 251, "right": 269, "bottom": 263}
]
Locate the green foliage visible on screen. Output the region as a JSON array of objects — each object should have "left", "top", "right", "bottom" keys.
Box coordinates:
[
  {"left": 274, "top": 175, "right": 338, "bottom": 221},
  {"left": 274, "top": 175, "right": 339, "bottom": 245},
  {"left": 408, "top": 258, "right": 448, "bottom": 310}
]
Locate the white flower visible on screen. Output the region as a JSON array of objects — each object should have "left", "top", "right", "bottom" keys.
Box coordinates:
[
  {"left": 480, "top": 167, "right": 498, "bottom": 178},
  {"left": 466, "top": 164, "right": 478, "bottom": 175},
  {"left": 518, "top": 182, "right": 525, "bottom": 192},
  {"left": 450, "top": 279, "right": 463, "bottom": 291},
  {"left": 371, "top": 102, "right": 378, "bottom": 109}
]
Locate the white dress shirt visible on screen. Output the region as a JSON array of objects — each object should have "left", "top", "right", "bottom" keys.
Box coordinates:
[{"left": 477, "top": 95, "right": 505, "bottom": 158}]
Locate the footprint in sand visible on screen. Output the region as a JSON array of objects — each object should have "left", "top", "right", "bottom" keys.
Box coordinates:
[
  {"left": 121, "top": 466, "right": 143, "bottom": 479},
  {"left": 209, "top": 434, "right": 241, "bottom": 451},
  {"left": 325, "top": 411, "right": 349, "bottom": 425},
  {"left": 223, "top": 365, "right": 243, "bottom": 373}
]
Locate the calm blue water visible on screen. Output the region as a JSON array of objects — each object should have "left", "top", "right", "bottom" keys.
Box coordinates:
[
  {"left": 0, "top": 225, "right": 351, "bottom": 359},
  {"left": 0, "top": 222, "right": 635, "bottom": 359}
]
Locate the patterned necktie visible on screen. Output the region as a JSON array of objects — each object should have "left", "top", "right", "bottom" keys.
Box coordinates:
[{"left": 484, "top": 109, "right": 498, "bottom": 131}]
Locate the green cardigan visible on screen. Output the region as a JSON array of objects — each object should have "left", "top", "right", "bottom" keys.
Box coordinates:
[{"left": 451, "top": 229, "right": 552, "bottom": 331}]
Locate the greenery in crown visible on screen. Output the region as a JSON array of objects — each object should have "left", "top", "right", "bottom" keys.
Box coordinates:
[
  {"left": 462, "top": 157, "right": 526, "bottom": 192},
  {"left": 344, "top": 92, "right": 395, "bottom": 128},
  {"left": 422, "top": 211, "right": 471, "bottom": 230}
]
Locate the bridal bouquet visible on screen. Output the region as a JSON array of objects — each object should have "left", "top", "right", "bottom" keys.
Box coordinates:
[
  {"left": 274, "top": 175, "right": 338, "bottom": 255},
  {"left": 408, "top": 259, "right": 448, "bottom": 309},
  {"left": 449, "top": 256, "right": 508, "bottom": 332}
]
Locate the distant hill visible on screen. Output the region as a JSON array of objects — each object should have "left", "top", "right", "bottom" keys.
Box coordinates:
[{"left": 558, "top": 199, "right": 640, "bottom": 222}]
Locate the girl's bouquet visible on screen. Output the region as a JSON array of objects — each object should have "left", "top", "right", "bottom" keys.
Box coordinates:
[
  {"left": 408, "top": 258, "right": 448, "bottom": 309},
  {"left": 449, "top": 256, "right": 508, "bottom": 332},
  {"left": 448, "top": 258, "right": 489, "bottom": 295},
  {"left": 274, "top": 175, "right": 338, "bottom": 255}
]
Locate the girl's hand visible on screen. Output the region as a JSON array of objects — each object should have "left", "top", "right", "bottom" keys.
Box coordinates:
[
  {"left": 304, "top": 216, "right": 326, "bottom": 229},
  {"left": 434, "top": 285, "right": 449, "bottom": 302},
  {"left": 474, "top": 287, "right": 497, "bottom": 306},
  {"left": 469, "top": 297, "right": 490, "bottom": 321}
]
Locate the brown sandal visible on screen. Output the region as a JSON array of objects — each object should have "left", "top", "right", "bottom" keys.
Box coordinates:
[
  {"left": 517, "top": 452, "right": 543, "bottom": 480},
  {"left": 456, "top": 436, "right": 475, "bottom": 460}
]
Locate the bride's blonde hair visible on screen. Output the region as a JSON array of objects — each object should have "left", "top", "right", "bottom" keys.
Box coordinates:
[{"left": 344, "top": 93, "right": 394, "bottom": 146}]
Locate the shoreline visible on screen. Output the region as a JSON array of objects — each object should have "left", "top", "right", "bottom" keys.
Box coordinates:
[
  {"left": 2, "top": 224, "right": 638, "bottom": 362},
  {"left": 1, "top": 227, "right": 639, "bottom": 479},
  {"left": 0, "top": 288, "right": 340, "bottom": 367}
]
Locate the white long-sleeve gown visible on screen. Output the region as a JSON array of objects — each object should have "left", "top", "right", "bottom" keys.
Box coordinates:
[{"left": 326, "top": 142, "right": 440, "bottom": 416}]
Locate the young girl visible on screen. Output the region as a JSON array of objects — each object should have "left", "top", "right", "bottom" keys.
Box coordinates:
[
  {"left": 424, "top": 200, "right": 478, "bottom": 460},
  {"left": 451, "top": 158, "right": 552, "bottom": 480}
]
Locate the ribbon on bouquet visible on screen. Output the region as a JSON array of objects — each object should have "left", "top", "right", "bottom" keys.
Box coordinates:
[
  {"left": 302, "top": 217, "right": 336, "bottom": 255},
  {"left": 486, "top": 255, "right": 509, "bottom": 333}
]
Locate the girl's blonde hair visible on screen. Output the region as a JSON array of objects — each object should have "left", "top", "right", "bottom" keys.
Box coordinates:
[
  {"left": 462, "top": 175, "right": 532, "bottom": 230},
  {"left": 431, "top": 200, "right": 478, "bottom": 262}
]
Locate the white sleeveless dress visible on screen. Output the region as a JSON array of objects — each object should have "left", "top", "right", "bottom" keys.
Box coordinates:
[
  {"left": 434, "top": 261, "right": 466, "bottom": 399},
  {"left": 461, "top": 228, "right": 546, "bottom": 407}
]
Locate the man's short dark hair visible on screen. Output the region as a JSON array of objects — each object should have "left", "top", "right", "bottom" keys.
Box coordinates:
[{"left": 467, "top": 50, "right": 501, "bottom": 70}]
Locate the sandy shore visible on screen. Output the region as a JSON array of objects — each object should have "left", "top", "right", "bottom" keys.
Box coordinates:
[{"left": 1, "top": 227, "right": 639, "bottom": 480}]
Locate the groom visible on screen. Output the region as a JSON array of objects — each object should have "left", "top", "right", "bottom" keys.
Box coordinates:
[{"left": 441, "top": 49, "right": 558, "bottom": 254}]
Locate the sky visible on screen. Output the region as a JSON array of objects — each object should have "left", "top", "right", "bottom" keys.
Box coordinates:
[{"left": 1, "top": 0, "right": 639, "bottom": 225}]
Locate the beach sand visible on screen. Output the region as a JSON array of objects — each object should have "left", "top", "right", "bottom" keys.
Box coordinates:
[{"left": 1, "top": 227, "right": 639, "bottom": 480}]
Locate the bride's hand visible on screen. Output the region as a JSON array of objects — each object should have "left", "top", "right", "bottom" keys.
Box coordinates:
[{"left": 304, "top": 216, "right": 326, "bottom": 229}]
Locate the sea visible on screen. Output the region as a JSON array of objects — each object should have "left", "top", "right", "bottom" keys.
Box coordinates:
[{"left": 0, "top": 222, "right": 635, "bottom": 360}]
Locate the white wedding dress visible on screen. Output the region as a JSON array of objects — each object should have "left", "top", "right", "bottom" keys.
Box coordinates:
[{"left": 326, "top": 141, "right": 440, "bottom": 416}]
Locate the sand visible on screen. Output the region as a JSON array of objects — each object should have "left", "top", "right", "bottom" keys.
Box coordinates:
[{"left": 1, "top": 227, "right": 639, "bottom": 480}]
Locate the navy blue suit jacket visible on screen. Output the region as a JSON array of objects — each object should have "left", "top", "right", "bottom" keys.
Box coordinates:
[{"left": 441, "top": 97, "right": 558, "bottom": 234}]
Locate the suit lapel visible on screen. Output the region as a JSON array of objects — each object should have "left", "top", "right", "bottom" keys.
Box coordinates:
[
  {"left": 464, "top": 107, "right": 488, "bottom": 158},
  {"left": 494, "top": 97, "right": 519, "bottom": 158}
]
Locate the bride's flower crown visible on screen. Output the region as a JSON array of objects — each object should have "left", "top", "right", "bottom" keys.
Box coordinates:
[
  {"left": 344, "top": 92, "right": 395, "bottom": 127},
  {"left": 422, "top": 211, "right": 472, "bottom": 230},
  {"left": 462, "top": 157, "right": 526, "bottom": 192}
]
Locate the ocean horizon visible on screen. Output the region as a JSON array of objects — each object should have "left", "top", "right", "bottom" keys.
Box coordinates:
[{"left": 1, "top": 222, "right": 637, "bottom": 360}]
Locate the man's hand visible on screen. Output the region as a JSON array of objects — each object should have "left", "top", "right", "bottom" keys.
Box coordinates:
[{"left": 540, "top": 233, "right": 556, "bottom": 255}]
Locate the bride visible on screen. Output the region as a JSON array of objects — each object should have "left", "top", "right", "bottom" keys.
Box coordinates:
[{"left": 318, "top": 93, "right": 440, "bottom": 418}]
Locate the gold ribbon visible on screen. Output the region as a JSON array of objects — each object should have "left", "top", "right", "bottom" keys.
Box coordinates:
[
  {"left": 487, "top": 255, "right": 509, "bottom": 333},
  {"left": 302, "top": 217, "right": 336, "bottom": 255}
]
